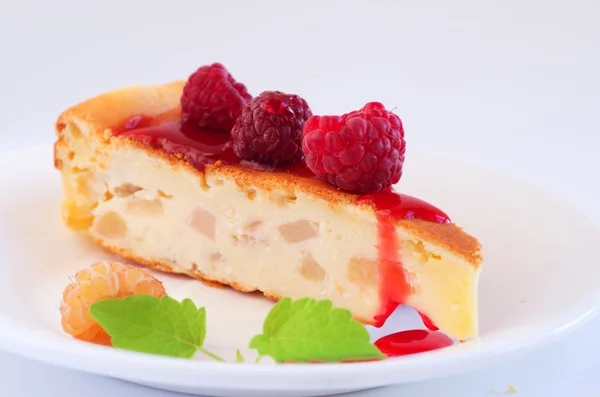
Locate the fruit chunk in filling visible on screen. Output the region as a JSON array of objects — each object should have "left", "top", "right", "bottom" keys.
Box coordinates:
[
  {"left": 93, "top": 211, "right": 128, "bottom": 239},
  {"left": 278, "top": 220, "right": 320, "bottom": 244},
  {"left": 299, "top": 252, "right": 326, "bottom": 282},
  {"left": 188, "top": 206, "right": 217, "bottom": 242}
]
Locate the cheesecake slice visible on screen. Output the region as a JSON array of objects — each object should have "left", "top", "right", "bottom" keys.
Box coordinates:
[{"left": 53, "top": 82, "right": 482, "bottom": 340}]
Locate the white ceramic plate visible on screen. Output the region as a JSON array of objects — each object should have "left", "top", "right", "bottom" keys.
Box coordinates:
[{"left": 0, "top": 146, "right": 599, "bottom": 397}]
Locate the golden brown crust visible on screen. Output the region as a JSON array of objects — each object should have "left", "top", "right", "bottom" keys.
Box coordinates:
[
  {"left": 398, "top": 219, "right": 481, "bottom": 264},
  {"left": 54, "top": 82, "right": 481, "bottom": 267},
  {"left": 55, "top": 81, "right": 186, "bottom": 139}
]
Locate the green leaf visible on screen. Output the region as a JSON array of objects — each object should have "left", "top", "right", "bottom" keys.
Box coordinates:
[
  {"left": 90, "top": 295, "right": 207, "bottom": 358},
  {"left": 235, "top": 349, "right": 244, "bottom": 363},
  {"left": 249, "top": 297, "right": 386, "bottom": 363}
]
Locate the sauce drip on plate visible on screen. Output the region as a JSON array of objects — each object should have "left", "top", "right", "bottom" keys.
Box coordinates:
[{"left": 375, "top": 330, "right": 454, "bottom": 357}]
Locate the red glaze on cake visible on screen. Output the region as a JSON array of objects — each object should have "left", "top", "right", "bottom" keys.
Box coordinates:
[{"left": 357, "top": 192, "right": 451, "bottom": 326}]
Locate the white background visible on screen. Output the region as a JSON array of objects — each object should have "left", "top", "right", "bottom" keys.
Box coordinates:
[{"left": 0, "top": 0, "right": 599, "bottom": 396}]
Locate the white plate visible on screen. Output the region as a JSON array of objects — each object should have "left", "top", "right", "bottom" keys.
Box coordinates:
[{"left": 0, "top": 145, "right": 599, "bottom": 397}]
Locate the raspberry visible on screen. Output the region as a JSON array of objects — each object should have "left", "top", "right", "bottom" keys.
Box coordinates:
[
  {"left": 181, "top": 63, "right": 252, "bottom": 131},
  {"left": 231, "top": 91, "right": 312, "bottom": 165},
  {"left": 302, "top": 102, "right": 405, "bottom": 194},
  {"left": 60, "top": 262, "right": 166, "bottom": 345}
]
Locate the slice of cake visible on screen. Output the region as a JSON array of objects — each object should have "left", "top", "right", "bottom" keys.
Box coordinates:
[{"left": 53, "top": 65, "right": 482, "bottom": 340}]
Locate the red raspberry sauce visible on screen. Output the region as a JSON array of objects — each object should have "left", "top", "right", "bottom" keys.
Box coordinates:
[
  {"left": 113, "top": 111, "right": 238, "bottom": 170},
  {"left": 357, "top": 190, "right": 451, "bottom": 327},
  {"left": 374, "top": 330, "right": 454, "bottom": 357},
  {"left": 114, "top": 111, "right": 451, "bottom": 330},
  {"left": 113, "top": 110, "right": 314, "bottom": 176}
]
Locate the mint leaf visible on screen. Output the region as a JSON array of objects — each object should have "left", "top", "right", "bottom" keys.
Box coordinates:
[
  {"left": 249, "top": 297, "right": 385, "bottom": 363},
  {"left": 90, "top": 295, "right": 207, "bottom": 358},
  {"left": 236, "top": 349, "right": 244, "bottom": 363}
]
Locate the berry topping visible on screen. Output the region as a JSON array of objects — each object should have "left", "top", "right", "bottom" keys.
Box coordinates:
[
  {"left": 231, "top": 91, "right": 312, "bottom": 165},
  {"left": 302, "top": 102, "right": 405, "bottom": 194},
  {"left": 181, "top": 63, "right": 252, "bottom": 131},
  {"left": 59, "top": 261, "right": 166, "bottom": 345}
]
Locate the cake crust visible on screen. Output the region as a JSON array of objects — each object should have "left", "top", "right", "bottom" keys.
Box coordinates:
[{"left": 54, "top": 82, "right": 481, "bottom": 267}]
